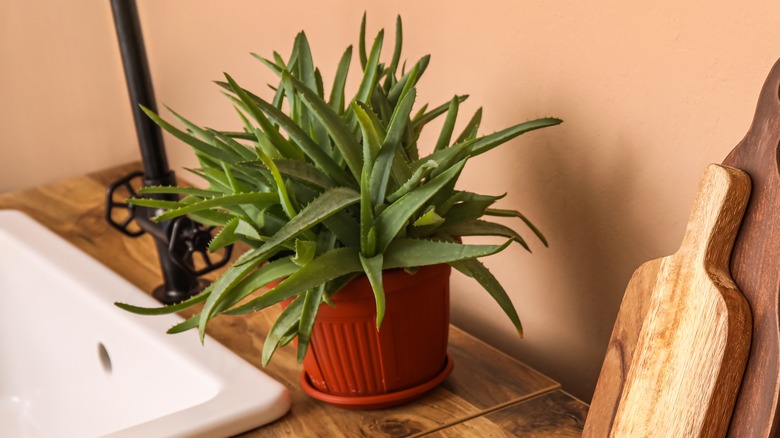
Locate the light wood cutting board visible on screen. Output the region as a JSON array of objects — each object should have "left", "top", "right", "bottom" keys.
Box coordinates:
[{"left": 584, "top": 164, "right": 752, "bottom": 437}]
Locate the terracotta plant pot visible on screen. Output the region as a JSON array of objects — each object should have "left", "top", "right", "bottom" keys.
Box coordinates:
[{"left": 299, "top": 263, "right": 454, "bottom": 410}]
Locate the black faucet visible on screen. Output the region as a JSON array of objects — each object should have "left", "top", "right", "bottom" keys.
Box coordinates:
[{"left": 104, "top": 0, "right": 230, "bottom": 304}]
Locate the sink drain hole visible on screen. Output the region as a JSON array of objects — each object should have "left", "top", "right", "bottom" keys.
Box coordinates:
[{"left": 98, "top": 343, "right": 112, "bottom": 374}]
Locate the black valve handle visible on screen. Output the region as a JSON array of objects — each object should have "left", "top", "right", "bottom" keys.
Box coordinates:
[
  {"left": 168, "top": 216, "right": 233, "bottom": 277},
  {"left": 105, "top": 171, "right": 146, "bottom": 237}
]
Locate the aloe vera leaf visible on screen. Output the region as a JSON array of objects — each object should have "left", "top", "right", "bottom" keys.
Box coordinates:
[
  {"left": 252, "top": 53, "right": 284, "bottom": 75},
  {"left": 279, "top": 325, "right": 299, "bottom": 347},
  {"left": 411, "top": 95, "right": 469, "bottom": 130},
  {"left": 236, "top": 187, "right": 361, "bottom": 268},
  {"left": 217, "top": 81, "right": 354, "bottom": 188},
  {"left": 235, "top": 218, "right": 263, "bottom": 240},
  {"left": 296, "top": 32, "right": 330, "bottom": 150},
  {"left": 227, "top": 247, "right": 363, "bottom": 315},
  {"left": 354, "top": 100, "right": 387, "bottom": 140},
  {"left": 168, "top": 107, "right": 255, "bottom": 164},
  {"left": 216, "top": 256, "right": 300, "bottom": 312},
  {"left": 241, "top": 102, "right": 302, "bottom": 163},
  {"left": 469, "top": 118, "right": 562, "bottom": 158},
  {"left": 271, "top": 80, "right": 287, "bottom": 110},
  {"left": 150, "top": 192, "right": 278, "bottom": 222},
  {"left": 451, "top": 258, "right": 522, "bottom": 336},
  {"left": 126, "top": 198, "right": 183, "bottom": 210},
  {"left": 404, "top": 136, "right": 420, "bottom": 162},
  {"left": 370, "top": 83, "right": 393, "bottom": 123},
  {"left": 221, "top": 76, "right": 305, "bottom": 161},
  {"left": 208, "top": 217, "right": 240, "bottom": 252},
  {"left": 198, "top": 256, "right": 265, "bottom": 341},
  {"left": 138, "top": 185, "right": 219, "bottom": 198},
  {"left": 394, "top": 64, "right": 419, "bottom": 116},
  {"left": 377, "top": 86, "right": 416, "bottom": 188},
  {"left": 442, "top": 199, "right": 501, "bottom": 225},
  {"left": 248, "top": 159, "right": 334, "bottom": 190},
  {"left": 442, "top": 219, "right": 530, "bottom": 251},
  {"left": 167, "top": 315, "right": 199, "bottom": 333},
  {"left": 285, "top": 72, "right": 364, "bottom": 181},
  {"left": 209, "top": 129, "right": 257, "bottom": 161},
  {"left": 484, "top": 208, "right": 547, "bottom": 246},
  {"left": 354, "top": 102, "right": 381, "bottom": 255},
  {"left": 388, "top": 55, "right": 430, "bottom": 105},
  {"left": 322, "top": 211, "right": 361, "bottom": 247},
  {"left": 166, "top": 108, "right": 253, "bottom": 162},
  {"left": 165, "top": 106, "right": 211, "bottom": 138},
  {"left": 386, "top": 160, "right": 439, "bottom": 203},
  {"left": 314, "top": 68, "right": 325, "bottom": 98},
  {"left": 374, "top": 159, "right": 466, "bottom": 253},
  {"left": 256, "top": 148, "right": 298, "bottom": 219},
  {"left": 438, "top": 190, "right": 504, "bottom": 212},
  {"left": 360, "top": 253, "right": 385, "bottom": 328},
  {"left": 329, "top": 45, "right": 353, "bottom": 113},
  {"left": 383, "top": 238, "right": 511, "bottom": 268},
  {"left": 358, "top": 12, "right": 368, "bottom": 68},
  {"left": 220, "top": 161, "right": 240, "bottom": 193},
  {"left": 387, "top": 15, "right": 403, "bottom": 80},
  {"left": 454, "top": 107, "right": 483, "bottom": 144},
  {"left": 188, "top": 210, "right": 234, "bottom": 226},
  {"left": 185, "top": 167, "right": 227, "bottom": 191},
  {"left": 348, "top": 29, "right": 384, "bottom": 129},
  {"left": 220, "top": 131, "right": 256, "bottom": 141},
  {"left": 410, "top": 137, "right": 473, "bottom": 177},
  {"left": 369, "top": 142, "right": 402, "bottom": 208},
  {"left": 262, "top": 294, "right": 304, "bottom": 365},
  {"left": 434, "top": 97, "right": 460, "bottom": 152},
  {"left": 296, "top": 32, "right": 317, "bottom": 91},
  {"left": 140, "top": 106, "right": 236, "bottom": 163},
  {"left": 413, "top": 208, "right": 445, "bottom": 228},
  {"left": 292, "top": 239, "right": 318, "bottom": 266},
  {"left": 296, "top": 283, "right": 325, "bottom": 362},
  {"left": 252, "top": 51, "right": 288, "bottom": 109},
  {"left": 178, "top": 251, "right": 288, "bottom": 332},
  {"left": 412, "top": 103, "right": 428, "bottom": 121},
  {"left": 352, "top": 102, "right": 382, "bottom": 167},
  {"left": 115, "top": 285, "right": 209, "bottom": 315},
  {"left": 251, "top": 129, "right": 284, "bottom": 160},
  {"left": 359, "top": 165, "right": 376, "bottom": 255}
]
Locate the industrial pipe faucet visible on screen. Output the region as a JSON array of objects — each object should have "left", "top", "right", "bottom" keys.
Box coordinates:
[{"left": 104, "top": 0, "right": 230, "bottom": 303}]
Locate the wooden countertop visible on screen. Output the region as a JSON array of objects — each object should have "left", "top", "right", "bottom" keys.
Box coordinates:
[{"left": 0, "top": 162, "right": 588, "bottom": 437}]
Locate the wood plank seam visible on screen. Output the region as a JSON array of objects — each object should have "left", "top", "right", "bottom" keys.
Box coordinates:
[{"left": 410, "top": 384, "right": 562, "bottom": 438}]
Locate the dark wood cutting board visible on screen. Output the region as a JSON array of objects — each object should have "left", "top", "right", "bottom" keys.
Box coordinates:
[{"left": 721, "top": 58, "right": 780, "bottom": 438}]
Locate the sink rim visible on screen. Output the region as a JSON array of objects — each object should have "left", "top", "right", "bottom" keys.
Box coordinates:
[{"left": 0, "top": 209, "right": 290, "bottom": 438}]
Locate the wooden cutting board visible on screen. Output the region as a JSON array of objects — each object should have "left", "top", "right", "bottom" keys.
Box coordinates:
[
  {"left": 721, "top": 58, "right": 780, "bottom": 438},
  {"left": 584, "top": 164, "right": 752, "bottom": 437}
]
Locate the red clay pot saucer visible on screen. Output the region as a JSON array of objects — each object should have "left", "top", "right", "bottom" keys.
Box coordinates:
[{"left": 300, "top": 353, "right": 454, "bottom": 410}]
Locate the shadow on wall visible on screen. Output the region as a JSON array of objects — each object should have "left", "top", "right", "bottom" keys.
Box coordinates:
[{"left": 453, "top": 92, "right": 686, "bottom": 401}]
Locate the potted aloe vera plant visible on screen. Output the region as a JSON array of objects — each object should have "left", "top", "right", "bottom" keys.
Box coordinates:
[{"left": 117, "top": 14, "right": 561, "bottom": 409}]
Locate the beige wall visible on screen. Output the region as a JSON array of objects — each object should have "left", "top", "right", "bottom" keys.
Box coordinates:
[{"left": 5, "top": 0, "right": 780, "bottom": 400}]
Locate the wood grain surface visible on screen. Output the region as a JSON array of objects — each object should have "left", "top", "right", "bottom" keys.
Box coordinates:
[
  {"left": 584, "top": 164, "right": 752, "bottom": 437},
  {"left": 0, "top": 162, "right": 575, "bottom": 437},
  {"left": 426, "top": 391, "right": 587, "bottom": 437},
  {"left": 721, "top": 57, "right": 780, "bottom": 438}
]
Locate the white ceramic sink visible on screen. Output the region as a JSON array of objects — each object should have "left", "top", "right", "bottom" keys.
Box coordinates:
[{"left": 0, "top": 210, "right": 290, "bottom": 437}]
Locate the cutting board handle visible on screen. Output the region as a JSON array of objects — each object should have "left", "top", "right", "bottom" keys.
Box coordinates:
[
  {"left": 725, "top": 58, "right": 780, "bottom": 169},
  {"left": 678, "top": 164, "right": 752, "bottom": 268}
]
